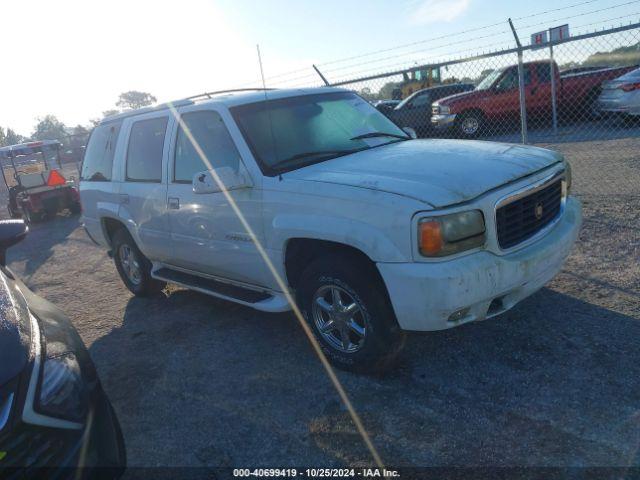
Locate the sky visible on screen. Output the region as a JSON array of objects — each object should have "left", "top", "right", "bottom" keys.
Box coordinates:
[{"left": 1, "top": 0, "right": 638, "bottom": 135}]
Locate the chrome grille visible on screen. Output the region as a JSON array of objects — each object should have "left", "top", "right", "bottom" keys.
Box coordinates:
[{"left": 496, "top": 179, "right": 563, "bottom": 249}]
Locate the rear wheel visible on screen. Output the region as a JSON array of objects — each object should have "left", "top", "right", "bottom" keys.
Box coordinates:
[
  {"left": 112, "top": 229, "right": 165, "bottom": 296},
  {"left": 296, "top": 254, "right": 405, "bottom": 373}
]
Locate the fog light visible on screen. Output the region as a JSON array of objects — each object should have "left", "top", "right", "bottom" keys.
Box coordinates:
[{"left": 448, "top": 307, "right": 470, "bottom": 323}]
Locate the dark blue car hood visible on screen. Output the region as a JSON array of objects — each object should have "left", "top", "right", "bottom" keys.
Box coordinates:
[{"left": 0, "top": 269, "right": 31, "bottom": 387}]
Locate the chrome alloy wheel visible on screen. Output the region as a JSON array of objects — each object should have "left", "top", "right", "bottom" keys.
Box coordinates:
[
  {"left": 118, "top": 244, "right": 142, "bottom": 286},
  {"left": 461, "top": 116, "right": 480, "bottom": 135},
  {"left": 311, "top": 285, "right": 367, "bottom": 353}
]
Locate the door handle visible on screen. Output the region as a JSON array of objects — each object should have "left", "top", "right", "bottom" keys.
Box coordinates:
[
  {"left": 119, "top": 194, "right": 129, "bottom": 204},
  {"left": 168, "top": 197, "right": 180, "bottom": 210}
]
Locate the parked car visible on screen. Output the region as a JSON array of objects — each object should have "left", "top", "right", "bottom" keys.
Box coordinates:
[
  {"left": 432, "top": 61, "right": 637, "bottom": 138},
  {"left": 372, "top": 99, "right": 400, "bottom": 114},
  {"left": 385, "top": 83, "right": 474, "bottom": 136},
  {"left": 80, "top": 87, "right": 581, "bottom": 372},
  {"left": 0, "top": 220, "right": 126, "bottom": 477},
  {"left": 597, "top": 67, "right": 640, "bottom": 121}
]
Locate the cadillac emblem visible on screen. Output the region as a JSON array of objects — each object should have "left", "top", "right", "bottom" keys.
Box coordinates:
[{"left": 534, "top": 202, "right": 544, "bottom": 220}]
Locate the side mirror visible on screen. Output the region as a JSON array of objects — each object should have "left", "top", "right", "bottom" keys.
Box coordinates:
[
  {"left": 193, "top": 167, "right": 252, "bottom": 194},
  {"left": 0, "top": 220, "right": 28, "bottom": 266},
  {"left": 403, "top": 127, "right": 418, "bottom": 139}
]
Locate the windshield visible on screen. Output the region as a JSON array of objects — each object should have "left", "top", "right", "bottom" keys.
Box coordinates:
[
  {"left": 476, "top": 68, "right": 505, "bottom": 90},
  {"left": 231, "top": 91, "right": 408, "bottom": 174}
]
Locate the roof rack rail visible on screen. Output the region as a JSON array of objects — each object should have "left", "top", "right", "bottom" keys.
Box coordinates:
[
  {"left": 100, "top": 88, "right": 277, "bottom": 125},
  {"left": 186, "top": 88, "right": 276, "bottom": 101}
]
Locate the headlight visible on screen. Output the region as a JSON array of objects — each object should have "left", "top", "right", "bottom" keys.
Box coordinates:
[
  {"left": 37, "top": 353, "right": 88, "bottom": 423},
  {"left": 23, "top": 313, "right": 87, "bottom": 429},
  {"left": 564, "top": 160, "right": 572, "bottom": 194},
  {"left": 418, "top": 210, "right": 486, "bottom": 257},
  {"left": 439, "top": 105, "right": 451, "bottom": 115}
]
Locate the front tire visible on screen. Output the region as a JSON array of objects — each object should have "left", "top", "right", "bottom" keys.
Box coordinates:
[
  {"left": 297, "top": 254, "right": 405, "bottom": 373},
  {"left": 456, "top": 111, "right": 484, "bottom": 139},
  {"left": 112, "top": 229, "right": 165, "bottom": 296}
]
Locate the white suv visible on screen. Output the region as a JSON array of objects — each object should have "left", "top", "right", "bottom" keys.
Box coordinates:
[{"left": 80, "top": 87, "right": 581, "bottom": 372}]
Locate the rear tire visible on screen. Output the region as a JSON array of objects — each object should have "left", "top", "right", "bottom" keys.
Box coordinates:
[
  {"left": 296, "top": 253, "right": 405, "bottom": 373},
  {"left": 112, "top": 228, "right": 166, "bottom": 296}
]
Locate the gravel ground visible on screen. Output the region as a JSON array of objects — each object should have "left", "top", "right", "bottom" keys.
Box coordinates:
[{"left": 4, "top": 134, "right": 640, "bottom": 474}]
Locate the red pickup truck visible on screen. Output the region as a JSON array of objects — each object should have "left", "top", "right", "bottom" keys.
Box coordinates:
[{"left": 431, "top": 60, "right": 637, "bottom": 138}]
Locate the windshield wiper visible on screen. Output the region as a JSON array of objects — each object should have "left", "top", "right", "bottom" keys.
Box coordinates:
[
  {"left": 271, "top": 149, "right": 363, "bottom": 172},
  {"left": 350, "top": 131, "right": 409, "bottom": 141}
]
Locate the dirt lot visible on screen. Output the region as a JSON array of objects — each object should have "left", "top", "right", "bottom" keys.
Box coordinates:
[{"left": 4, "top": 135, "right": 640, "bottom": 473}]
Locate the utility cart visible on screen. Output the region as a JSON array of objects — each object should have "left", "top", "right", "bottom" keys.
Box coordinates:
[{"left": 0, "top": 140, "right": 81, "bottom": 223}]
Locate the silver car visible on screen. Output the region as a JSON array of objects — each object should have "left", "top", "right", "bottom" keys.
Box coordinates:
[{"left": 597, "top": 67, "right": 640, "bottom": 119}]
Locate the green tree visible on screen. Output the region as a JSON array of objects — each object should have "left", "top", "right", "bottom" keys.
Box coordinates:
[
  {"left": 582, "top": 42, "right": 640, "bottom": 67},
  {"left": 5, "top": 128, "right": 25, "bottom": 146},
  {"left": 102, "top": 109, "right": 120, "bottom": 118},
  {"left": 116, "top": 91, "right": 157, "bottom": 110},
  {"left": 32, "top": 115, "right": 67, "bottom": 143},
  {"left": 378, "top": 81, "right": 402, "bottom": 100},
  {"left": 0, "top": 127, "right": 6, "bottom": 147}
]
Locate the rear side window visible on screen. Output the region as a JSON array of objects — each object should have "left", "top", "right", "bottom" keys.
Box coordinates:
[
  {"left": 81, "top": 122, "right": 121, "bottom": 181},
  {"left": 536, "top": 64, "right": 552, "bottom": 83},
  {"left": 126, "top": 117, "right": 168, "bottom": 182}
]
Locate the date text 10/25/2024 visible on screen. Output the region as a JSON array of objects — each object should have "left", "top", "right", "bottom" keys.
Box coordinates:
[{"left": 233, "top": 468, "right": 401, "bottom": 478}]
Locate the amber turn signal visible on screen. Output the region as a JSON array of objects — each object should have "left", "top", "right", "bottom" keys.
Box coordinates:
[{"left": 419, "top": 220, "right": 443, "bottom": 256}]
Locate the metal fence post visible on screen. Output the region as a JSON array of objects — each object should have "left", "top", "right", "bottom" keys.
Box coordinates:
[
  {"left": 509, "top": 18, "right": 528, "bottom": 144},
  {"left": 549, "top": 41, "right": 559, "bottom": 134}
]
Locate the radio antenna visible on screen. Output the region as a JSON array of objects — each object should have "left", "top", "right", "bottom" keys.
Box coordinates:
[{"left": 257, "top": 44, "right": 280, "bottom": 179}]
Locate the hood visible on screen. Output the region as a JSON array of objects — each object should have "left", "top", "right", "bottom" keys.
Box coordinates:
[
  {"left": 436, "top": 88, "right": 485, "bottom": 106},
  {"left": 285, "top": 139, "right": 563, "bottom": 208},
  {"left": 0, "top": 270, "right": 31, "bottom": 387}
]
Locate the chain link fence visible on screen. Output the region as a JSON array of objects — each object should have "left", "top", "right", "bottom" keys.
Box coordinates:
[{"left": 265, "top": 22, "right": 640, "bottom": 198}]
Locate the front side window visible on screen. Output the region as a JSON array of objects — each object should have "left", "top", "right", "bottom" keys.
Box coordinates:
[
  {"left": 174, "top": 111, "right": 241, "bottom": 183},
  {"left": 411, "top": 94, "right": 431, "bottom": 108},
  {"left": 126, "top": 117, "right": 168, "bottom": 182},
  {"left": 231, "top": 92, "right": 408, "bottom": 175},
  {"left": 81, "top": 122, "right": 121, "bottom": 181},
  {"left": 496, "top": 67, "right": 532, "bottom": 91}
]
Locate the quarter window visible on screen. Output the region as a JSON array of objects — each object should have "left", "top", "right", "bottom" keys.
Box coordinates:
[
  {"left": 174, "top": 111, "right": 241, "bottom": 183},
  {"left": 126, "top": 117, "right": 168, "bottom": 182},
  {"left": 81, "top": 122, "right": 121, "bottom": 181}
]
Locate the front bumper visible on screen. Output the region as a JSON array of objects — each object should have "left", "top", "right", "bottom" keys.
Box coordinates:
[
  {"left": 378, "top": 197, "right": 582, "bottom": 331},
  {"left": 431, "top": 113, "right": 457, "bottom": 130}
]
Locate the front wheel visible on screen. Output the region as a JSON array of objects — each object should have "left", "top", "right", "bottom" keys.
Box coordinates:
[
  {"left": 297, "top": 254, "right": 405, "bottom": 373},
  {"left": 456, "top": 111, "right": 484, "bottom": 139}
]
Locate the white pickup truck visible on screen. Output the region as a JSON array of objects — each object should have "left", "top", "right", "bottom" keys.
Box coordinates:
[{"left": 79, "top": 87, "right": 581, "bottom": 372}]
